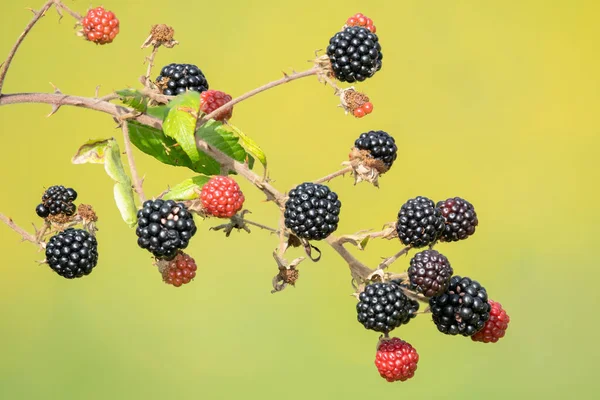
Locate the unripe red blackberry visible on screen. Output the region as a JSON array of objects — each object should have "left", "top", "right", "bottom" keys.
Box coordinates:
[
  {"left": 408, "top": 250, "right": 453, "bottom": 297},
  {"left": 471, "top": 300, "right": 510, "bottom": 343},
  {"left": 284, "top": 183, "right": 341, "bottom": 241},
  {"left": 356, "top": 282, "right": 419, "bottom": 333},
  {"left": 136, "top": 199, "right": 197, "bottom": 259},
  {"left": 375, "top": 337, "right": 419, "bottom": 382},
  {"left": 45, "top": 228, "right": 98, "bottom": 279},
  {"left": 156, "top": 63, "right": 209, "bottom": 96},
  {"left": 346, "top": 12, "right": 377, "bottom": 33},
  {"left": 429, "top": 276, "right": 491, "bottom": 336},
  {"left": 81, "top": 7, "right": 120, "bottom": 45},
  {"left": 396, "top": 196, "right": 445, "bottom": 248},
  {"left": 200, "top": 176, "right": 245, "bottom": 218},
  {"left": 436, "top": 197, "right": 479, "bottom": 242},
  {"left": 200, "top": 90, "right": 233, "bottom": 121},
  {"left": 161, "top": 252, "right": 198, "bottom": 287},
  {"left": 326, "top": 26, "right": 383, "bottom": 83}
]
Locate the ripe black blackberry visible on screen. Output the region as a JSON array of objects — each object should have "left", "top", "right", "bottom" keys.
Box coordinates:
[
  {"left": 283, "top": 183, "right": 341, "bottom": 241},
  {"left": 36, "top": 185, "right": 77, "bottom": 218},
  {"left": 354, "top": 130, "right": 397, "bottom": 170},
  {"left": 326, "top": 26, "right": 383, "bottom": 83},
  {"left": 156, "top": 63, "right": 209, "bottom": 96},
  {"left": 408, "top": 250, "right": 453, "bottom": 297},
  {"left": 135, "top": 199, "right": 197, "bottom": 259},
  {"left": 429, "top": 276, "right": 491, "bottom": 336},
  {"left": 396, "top": 196, "right": 445, "bottom": 248},
  {"left": 436, "top": 197, "right": 479, "bottom": 242},
  {"left": 356, "top": 282, "right": 419, "bottom": 333},
  {"left": 45, "top": 228, "right": 98, "bottom": 279}
]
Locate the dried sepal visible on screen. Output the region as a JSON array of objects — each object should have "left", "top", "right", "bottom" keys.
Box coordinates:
[{"left": 141, "top": 24, "right": 179, "bottom": 49}]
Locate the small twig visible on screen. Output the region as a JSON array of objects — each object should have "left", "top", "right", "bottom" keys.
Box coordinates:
[
  {"left": 34, "top": 221, "right": 50, "bottom": 242},
  {"left": 277, "top": 212, "right": 287, "bottom": 257},
  {"left": 144, "top": 45, "right": 160, "bottom": 80},
  {"left": 377, "top": 246, "right": 412, "bottom": 270},
  {"left": 0, "top": 0, "right": 55, "bottom": 94},
  {"left": 388, "top": 272, "right": 408, "bottom": 282},
  {"left": 53, "top": 0, "right": 82, "bottom": 21},
  {"left": 244, "top": 219, "right": 278, "bottom": 233},
  {"left": 313, "top": 166, "right": 353, "bottom": 184},
  {"left": 326, "top": 235, "right": 374, "bottom": 281},
  {"left": 120, "top": 123, "right": 146, "bottom": 203},
  {"left": 363, "top": 223, "right": 398, "bottom": 240},
  {"left": 197, "top": 67, "right": 319, "bottom": 127},
  {"left": 0, "top": 213, "right": 44, "bottom": 249}
]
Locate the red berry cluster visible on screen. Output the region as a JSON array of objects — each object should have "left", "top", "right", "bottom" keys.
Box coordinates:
[
  {"left": 201, "top": 176, "right": 245, "bottom": 218},
  {"left": 471, "top": 300, "right": 510, "bottom": 343},
  {"left": 353, "top": 102, "right": 373, "bottom": 118},
  {"left": 200, "top": 90, "right": 234, "bottom": 121},
  {"left": 346, "top": 13, "right": 376, "bottom": 33},
  {"left": 81, "top": 7, "right": 120, "bottom": 45},
  {"left": 162, "top": 253, "right": 197, "bottom": 287},
  {"left": 375, "top": 338, "right": 419, "bottom": 382}
]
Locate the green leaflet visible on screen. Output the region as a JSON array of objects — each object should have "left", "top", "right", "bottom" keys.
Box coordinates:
[
  {"left": 163, "top": 91, "right": 203, "bottom": 165},
  {"left": 226, "top": 123, "right": 267, "bottom": 169},
  {"left": 161, "top": 175, "right": 211, "bottom": 201},
  {"left": 71, "top": 138, "right": 137, "bottom": 227},
  {"left": 116, "top": 89, "right": 149, "bottom": 113}
]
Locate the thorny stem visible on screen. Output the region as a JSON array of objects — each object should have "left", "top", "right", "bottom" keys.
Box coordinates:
[
  {"left": 144, "top": 45, "right": 160, "bottom": 80},
  {"left": 53, "top": 0, "right": 83, "bottom": 21},
  {"left": 0, "top": 0, "right": 55, "bottom": 94},
  {"left": 120, "top": 123, "right": 146, "bottom": 203},
  {"left": 377, "top": 246, "right": 411, "bottom": 270},
  {"left": 197, "top": 67, "right": 319, "bottom": 127},
  {"left": 0, "top": 213, "right": 44, "bottom": 249},
  {"left": 326, "top": 235, "right": 374, "bottom": 281},
  {"left": 0, "top": 92, "right": 162, "bottom": 125},
  {"left": 313, "top": 166, "right": 353, "bottom": 184},
  {"left": 276, "top": 214, "right": 286, "bottom": 256},
  {"left": 243, "top": 219, "right": 278, "bottom": 234}
]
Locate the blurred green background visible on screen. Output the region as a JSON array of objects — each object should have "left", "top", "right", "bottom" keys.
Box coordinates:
[{"left": 1, "top": 0, "right": 598, "bottom": 398}]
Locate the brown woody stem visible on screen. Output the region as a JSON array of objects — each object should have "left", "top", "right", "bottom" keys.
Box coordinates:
[
  {"left": 0, "top": 213, "right": 44, "bottom": 249},
  {"left": 197, "top": 68, "right": 319, "bottom": 127},
  {"left": 326, "top": 235, "right": 374, "bottom": 281},
  {"left": 0, "top": 0, "right": 55, "bottom": 94},
  {"left": 53, "top": 0, "right": 83, "bottom": 20},
  {"left": 313, "top": 166, "right": 353, "bottom": 184}
]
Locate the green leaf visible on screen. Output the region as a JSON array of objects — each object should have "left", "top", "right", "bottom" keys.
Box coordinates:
[
  {"left": 127, "top": 121, "right": 220, "bottom": 174},
  {"left": 226, "top": 123, "right": 267, "bottom": 169},
  {"left": 162, "top": 175, "right": 211, "bottom": 201},
  {"left": 163, "top": 91, "right": 202, "bottom": 164},
  {"left": 127, "top": 121, "right": 192, "bottom": 168},
  {"left": 116, "top": 89, "right": 149, "bottom": 113},
  {"left": 72, "top": 138, "right": 137, "bottom": 227},
  {"left": 146, "top": 105, "right": 170, "bottom": 119},
  {"left": 198, "top": 120, "right": 255, "bottom": 170}
]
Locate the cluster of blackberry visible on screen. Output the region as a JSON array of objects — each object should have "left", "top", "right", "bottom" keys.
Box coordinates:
[
  {"left": 156, "top": 63, "right": 209, "bottom": 96},
  {"left": 35, "top": 185, "right": 77, "bottom": 218},
  {"left": 356, "top": 282, "right": 419, "bottom": 333},
  {"left": 326, "top": 26, "right": 383, "bottom": 83},
  {"left": 284, "top": 182, "right": 341, "bottom": 241},
  {"left": 356, "top": 189, "right": 508, "bottom": 382},
  {"left": 135, "top": 199, "right": 197, "bottom": 260},
  {"left": 396, "top": 196, "right": 478, "bottom": 248}
]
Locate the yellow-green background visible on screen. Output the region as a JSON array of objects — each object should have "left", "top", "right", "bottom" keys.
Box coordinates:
[{"left": 1, "top": 0, "right": 598, "bottom": 398}]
